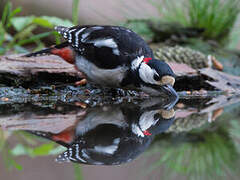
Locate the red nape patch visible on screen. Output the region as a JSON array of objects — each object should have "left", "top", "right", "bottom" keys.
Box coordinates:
[
  {"left": 52, "top": 129, "right": 74, "bottom": 143},
  {"left": 143, "top": 57, "right": 152, "bottom": 64},
  {"left": 51, "top": 47, "right": 75, "bottom": 64},
  {"left": 143, "top": 130, "right": 152, "bottom": 136}
]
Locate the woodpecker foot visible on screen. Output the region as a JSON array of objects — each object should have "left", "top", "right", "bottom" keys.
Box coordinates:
[
  {"left": 139, "top": 92, "right": 150, "bottom": 98},
  {"left": 107, "top": 88, "right": 129, "bottom": 97},
  {"left": 75, "top": 79, "right": 87, "bottom": 86},
  {"left": 211, "top": 108, "right": 223, "bottom": 121},
  {"left": 75, "top": 102, "right": 87, "bottom": 108}
]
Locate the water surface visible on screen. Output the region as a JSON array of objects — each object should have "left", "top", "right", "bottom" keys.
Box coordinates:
[{"left": 0, "top": 93, "right": 240, "bottom": 180}]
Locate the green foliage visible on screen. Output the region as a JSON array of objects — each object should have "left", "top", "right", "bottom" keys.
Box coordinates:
[
  {"left": 0, "top": 132, "right": 23, "bottom": 171},
  {"left": 11, "top": 16, "right": 73, "bottom": 31},
  {"left": 230, "top": 120, "right": 240, "bottom": 153},
  {"left": 0, "top": 130, "right": 84, "bottom": 179},
  {"left": 11, "top": 143, "right": 66, "bottom": 157},
  {"left": 146, "top": 130, "right": 238, "bottom": 180},
  {"left": 73, "top": 164, "right": 84, "bottom": 180},
  {"left": 121, "top": 19, "right": 154, "bottom": 42},
  {"left": 144, "top": 103, "right": 240, "bottom": 179},
  {"left": 0, "top": 1, "right": 78, "bottom": 55},
  {"left": 154, "top": 0, "right": 240, "bottom": 44},
  {"left": 0, "top": 129, "right": 5, "bottom": 149},
  {"left": 227, "top": 24, "right": 240, "bottom": 49},
  {"left": 72, "top": 0, "right": 80, "bottom": 25},
  {"left": 2, "top": 149, "right": 23, "bottom": 171},
  {"left": 0, "top": 130, "right": 66, "bottom": 170}
]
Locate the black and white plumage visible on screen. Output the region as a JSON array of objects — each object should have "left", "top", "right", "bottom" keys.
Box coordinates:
[
  {"left": 25, "top": 25, "right": 178, "bottom": 97},
  {"left": 55, "top": 105, "right": 175, "bottom": 165},
  {"left": 28, "top": 97, "right": 177, "bottom": 165}
]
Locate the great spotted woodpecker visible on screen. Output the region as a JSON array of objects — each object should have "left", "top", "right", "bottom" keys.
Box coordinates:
[{"left": 25, "top": 25, "right": 178, "bottom": 97}]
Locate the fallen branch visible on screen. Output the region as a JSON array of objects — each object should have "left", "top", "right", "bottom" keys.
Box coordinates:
[
  {"left": 0, "top": 54, "right": 240, "bottom": 93},
  {"left": 0, "top": 54, "right": 82, "bottom": 86}
]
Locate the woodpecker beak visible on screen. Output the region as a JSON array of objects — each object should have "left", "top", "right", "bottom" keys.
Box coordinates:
[{"left": 156, "top": 75, "right": 178, "bottom": 102}]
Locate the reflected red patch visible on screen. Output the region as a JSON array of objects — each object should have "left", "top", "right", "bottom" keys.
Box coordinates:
[
  {"left": 52, "top": 129, "right": 74, "bottom": 143},
  {"left": 143, "top": 130, "right": 152, "bottom": 136},
  {"left": 143, "top": 57, "right": 152, "bottom": 64}
]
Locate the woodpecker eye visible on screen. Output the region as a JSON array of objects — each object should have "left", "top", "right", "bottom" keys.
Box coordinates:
[
  {"left": 153, "top": 74, "right": 160, "bottom": 81},
  {"left": 154, "top": 113, "right": 161, "bottom": 120}
]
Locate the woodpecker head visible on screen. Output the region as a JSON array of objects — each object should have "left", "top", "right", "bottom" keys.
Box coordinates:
[{"left": 131, "top": 56, "right": 178, "bottom": 98}]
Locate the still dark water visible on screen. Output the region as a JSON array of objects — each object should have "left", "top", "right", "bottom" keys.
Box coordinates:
[{"left": 0, "top": 94, "right": 240, "bottom": 180}]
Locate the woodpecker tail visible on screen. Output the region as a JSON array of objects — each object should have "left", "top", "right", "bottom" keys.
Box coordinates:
[
  {"left": 24, "top": 47, "right": 53, "bottom": 57},
  {"left": 56, "top": 151, "right": 71, "bottom": 163},
  {"left": 23, "top": 42, "right": 69, "bottom": 57}
]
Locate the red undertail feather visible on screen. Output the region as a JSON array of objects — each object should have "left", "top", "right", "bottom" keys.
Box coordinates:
[
  {"left": 51, "top": 47, "right": 75, "bottom": 64},
  {"left": 52, "top": 129, "right": 74, "bottom": 143}
]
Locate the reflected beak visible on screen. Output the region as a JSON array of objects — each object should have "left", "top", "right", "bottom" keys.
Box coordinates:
[
  {"left": 162, "top": 84, "right": 178, "bottom": 97},
  {"left": 161, "top": 84, "right": 179, "bottom": 109}
]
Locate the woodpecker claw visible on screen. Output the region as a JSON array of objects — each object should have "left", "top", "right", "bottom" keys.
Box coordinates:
[
  {"left": 75, "top": 79, "right": 87, "bottom": 86},
  {"left": 75, "top": 102, "right": 87, "bottom": 108}
]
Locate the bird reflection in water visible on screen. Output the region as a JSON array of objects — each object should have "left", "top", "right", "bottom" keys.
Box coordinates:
[{"left": 29, "top": 98, "right": 177, "bottom": 165}]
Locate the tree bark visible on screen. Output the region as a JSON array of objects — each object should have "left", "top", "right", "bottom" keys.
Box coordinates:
[{"left": 0, "top": 54, "right": 240, "bottom": 92}]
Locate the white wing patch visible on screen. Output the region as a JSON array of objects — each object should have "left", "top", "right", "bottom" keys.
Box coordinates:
[
  {"left": 58, "top": 26, "right": 120, "bottom": 56},
  {"left": 113, "top": 48, "right": 120, "bottom": 55},
  {"left": 90, "top": 26, "right": 104, "bottom": 31},
  {"left": 93, "top": 38, "right": 117, "bottom": 49},
  {"left": 89, "top": 38, "right": 120, "bottom": 56},
  {"left": 94, "top": 138, "right": 120, "bottom": 154},
  {"left": 71, "top": 26, "right": 120, "bottom": 55}
]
